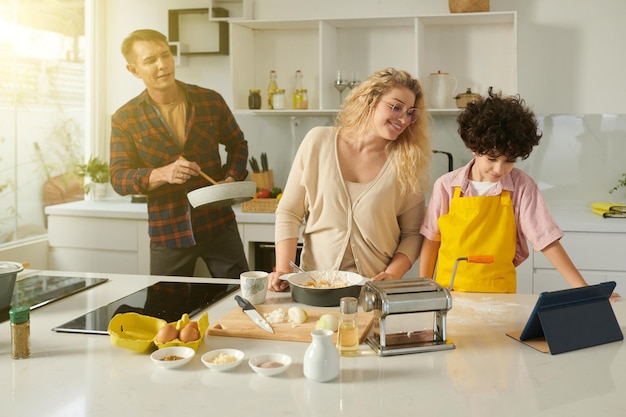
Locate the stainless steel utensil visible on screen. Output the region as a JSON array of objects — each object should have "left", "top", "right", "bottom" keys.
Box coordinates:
[
  {"left": 234, "top": 295, "right": 274, "bottom": 334},
  {"left": 289, "top": 260, "right": 318, "bottom": 287}
]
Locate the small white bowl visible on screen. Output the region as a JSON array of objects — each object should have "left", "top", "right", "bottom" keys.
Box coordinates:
[
  {"left": 249, "top": 353, "right": 292, "bottom": 376},
  {"left": 150, "top": 346, "right": 195, "bottom": 369},
  {"left": 201, "top": 348, "right": 245, "bottom": 372}
]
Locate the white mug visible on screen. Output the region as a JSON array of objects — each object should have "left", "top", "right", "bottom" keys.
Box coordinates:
[{"left": 240, "top": 271, "right": 269, "bottom": 304}]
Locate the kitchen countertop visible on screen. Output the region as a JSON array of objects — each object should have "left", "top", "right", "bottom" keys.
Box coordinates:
[
  {"left": 1, "top": 270, "right": 624, "bottom": 416},
  {"left": 44, "top": 198, "right": 626, "bottom": 231},
  {"left": 548, "top": 204, "right": 626, "bottom": 233},
  {"left": 44, "top": 198, "right": 276, "bottom": 224}
]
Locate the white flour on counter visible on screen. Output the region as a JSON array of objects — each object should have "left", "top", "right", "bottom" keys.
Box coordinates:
[{"left": 448, "top": 296, "right": 525, "bottom": 327}]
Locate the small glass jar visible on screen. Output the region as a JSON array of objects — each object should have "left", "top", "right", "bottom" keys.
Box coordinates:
[
  {"left": 248, "top": 89, "right": 262, "bottom": 109},
  {"left": 272, "top": 89, "right": 286, "bottom": 110},
  {"left": 10, "top": 306, "right": 30, "bottom": 359},
  {"left": 294, "top": 88, "right": 309, "bottom": 110},
  {"left": 336, "top": 297, "right": 359, "bottom": 356}
]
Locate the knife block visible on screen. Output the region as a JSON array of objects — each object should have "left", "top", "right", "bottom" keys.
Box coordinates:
[{"left": 251, "top": 170, "right": 274, "bottom": 190}]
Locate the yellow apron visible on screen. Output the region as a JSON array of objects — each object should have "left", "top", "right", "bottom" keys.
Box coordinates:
[{"left": 435, "top": 187, "right": 517, "bottom": 293}]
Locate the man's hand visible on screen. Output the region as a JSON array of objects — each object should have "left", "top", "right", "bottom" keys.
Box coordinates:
[{"left": 148, "top": 157, "right": 200, "bottom": 190}]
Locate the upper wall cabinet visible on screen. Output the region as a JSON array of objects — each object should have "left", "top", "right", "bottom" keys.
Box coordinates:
[{"left": 229, "top": 11, "right": 517, "bottom": 115}]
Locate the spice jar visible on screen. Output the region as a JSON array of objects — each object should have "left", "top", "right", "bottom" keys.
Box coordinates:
[
  {"left": 248, "top": 89, "right": 262, "bottom": 109},
  {"left": 10, "top": 306, "right": 30, "bottom": 359},
  {"left": 294, "top": 88, "right": 309, "bottom": 110},
  {"left": 336, "top": 296, "right": 359, "bottom": 356},
  {"left": 272, "top": 89, "right": 286, "bottom": 110}
]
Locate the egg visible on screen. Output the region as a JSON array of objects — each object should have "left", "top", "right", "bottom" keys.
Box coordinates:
[
  {"left": 155, "top": 324, "right": 179, "bottom": 343},
  {"left": 179, "top": 323, "right": 200, "bottom": 343}
]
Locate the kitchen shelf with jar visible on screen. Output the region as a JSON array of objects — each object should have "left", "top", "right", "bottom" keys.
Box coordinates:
[
  {"left": 417, "top": 12, "right": 517, "bottom": 110},
  {"left": 229, "top": 11, "right": 516, "bottom": 114},
  {"left": 235, "top": 109, "right": 339, "bottom": 117}
]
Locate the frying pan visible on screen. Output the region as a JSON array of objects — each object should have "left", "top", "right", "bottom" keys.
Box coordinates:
[
  {"left": 182, "top": 157, "right": 255, "bottom": 209},
  {"left": 280, "top": 271, "right": 369, "bottom": 307},
  {"left": 187, "top": 181, "right": 255, "bottom": 209}
]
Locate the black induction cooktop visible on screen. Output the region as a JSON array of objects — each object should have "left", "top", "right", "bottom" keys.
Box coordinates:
[
  {"left": 52, "top": 281, "right": 239, "bottom": 335},
  {"left": 1, "top": 275, "right": 109, "bottom": 323}
]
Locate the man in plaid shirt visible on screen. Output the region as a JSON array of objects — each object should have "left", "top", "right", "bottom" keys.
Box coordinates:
[{"left": 110, "top": 29, "right": 249, "bottom": 278}]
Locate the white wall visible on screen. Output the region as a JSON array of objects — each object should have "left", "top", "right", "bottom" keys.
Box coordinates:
[{"left": 514, "top": 0, "right": 626, "bottom": 114}]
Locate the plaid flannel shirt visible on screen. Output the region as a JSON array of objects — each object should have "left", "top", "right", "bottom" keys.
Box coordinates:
[{"left": 110, "top": 81, "right": 248, "bottom": 248}]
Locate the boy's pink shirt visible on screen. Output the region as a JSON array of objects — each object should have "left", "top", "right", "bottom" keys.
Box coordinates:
[{"left": 420, "top": 159, "right": 563, "bottom": 266}]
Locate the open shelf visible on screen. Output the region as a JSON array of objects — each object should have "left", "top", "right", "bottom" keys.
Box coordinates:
[{"left": 229, "top": 12, "right": 516, "bottom": 113}]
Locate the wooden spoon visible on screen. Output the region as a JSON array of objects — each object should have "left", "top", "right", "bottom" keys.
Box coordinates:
[{"left": 179, "top": 156, "right": 218, "bottom": 185}]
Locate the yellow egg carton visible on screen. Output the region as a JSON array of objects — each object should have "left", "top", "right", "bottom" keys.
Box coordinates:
[{"left": 108, "top": 311, "right": 209, "bottom": 353}]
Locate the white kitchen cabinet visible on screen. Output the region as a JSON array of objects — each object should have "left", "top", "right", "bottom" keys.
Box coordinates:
[
  {"left": 46, "top": 201, "right": 150, "bottom": 275},
  {"left": 45, "top": 201, "right": 278, "bottom": 275},
  {"left": 531, "top": 231, "right": 626, "bottom": 295},
  {"left": 229, "top": 12, "right": 516, "bottom": 113}
]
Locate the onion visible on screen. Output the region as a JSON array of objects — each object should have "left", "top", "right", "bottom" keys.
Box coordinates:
[
  {"left": 288, "top": 307, "right": 308, "bottom": 324},
  {"left": 315, "top": 313, "right": 339, "bottom": 332}
]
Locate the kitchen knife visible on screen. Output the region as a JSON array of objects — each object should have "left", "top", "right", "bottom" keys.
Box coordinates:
[
  {"left": 234, "top": 295, "right": 274, "bottom": 334},
  {"left": 249, "top": 157, "right": 260, "bottom": 173},
  {"left": 261, "top": 152, "right": 268, "bottom": 172}
]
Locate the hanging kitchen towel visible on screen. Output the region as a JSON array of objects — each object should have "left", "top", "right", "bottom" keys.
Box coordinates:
[
  {"left": 591, "top": 202, "right": 626, "bottom": 212},
  {"left": 591, "top": 202, "right": 626, "bottom": 218}
]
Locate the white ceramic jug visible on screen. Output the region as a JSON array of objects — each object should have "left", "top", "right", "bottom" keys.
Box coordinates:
[
  {"left": 303, "top": 329, "right": 340, "bottom": 382},
  {"left": 428, "top": 71, "right": 458, "bottom": 109}
]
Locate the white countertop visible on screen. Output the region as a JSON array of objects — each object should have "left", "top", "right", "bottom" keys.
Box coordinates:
[
  {"left": 44, "top": 196, "right": 149, "bottom": 220},
  {"left": 1, "top": 270, "right": 624, "bottom": 417},
  {"left": 44, "top": 198, "right": 626, "bottom": 232},
  {"left": 44, "top": 198, "right": 276, "bottom": 224},
  {"left": 548, "top": 205, "right": 626, "bottom": 233}
]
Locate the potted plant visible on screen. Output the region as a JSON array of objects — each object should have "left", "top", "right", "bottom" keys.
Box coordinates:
[
  {"left": 75, "top": 156, "right": 111, "bottom": 200},
  {"left": 609, "top": 173, "right": 626, "bottom": 195}
]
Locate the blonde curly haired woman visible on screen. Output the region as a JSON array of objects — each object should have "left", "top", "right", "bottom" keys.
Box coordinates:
[{"left": 269, "top": 68, "right": 432, "bottom": 291}]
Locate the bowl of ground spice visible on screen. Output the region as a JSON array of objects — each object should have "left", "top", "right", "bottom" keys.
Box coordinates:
[
  {"left": 150, "top": 346, "right": 195, "bottom": 369},
  {"left": 248, "top": 353, "right": 292, "bottom": 376}
]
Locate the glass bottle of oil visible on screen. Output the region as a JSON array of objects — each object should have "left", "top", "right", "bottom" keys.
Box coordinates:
[
  {"left": 292, "top": 70, "right": 304, "bottom": 109},
  {"left": 336, "top": 296, "right": 359, "bottom": 356},
  {"left": 267, "top": 70, "right": 278, "bottom": 109}
]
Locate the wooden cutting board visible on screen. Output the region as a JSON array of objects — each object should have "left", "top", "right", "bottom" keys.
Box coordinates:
[{"left": 208, "top": 305, "right": 374, "bottom": 343}]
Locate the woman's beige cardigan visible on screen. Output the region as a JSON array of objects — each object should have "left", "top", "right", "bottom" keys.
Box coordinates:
[{"left": 275, "top": 126, "right": 425, "bottom": 278}]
